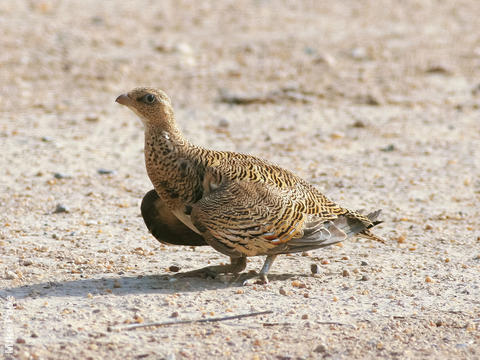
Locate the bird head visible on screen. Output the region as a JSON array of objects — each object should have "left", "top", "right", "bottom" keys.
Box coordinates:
[{"left": 116, "top": 87, "right": 175, "bottom": 129}]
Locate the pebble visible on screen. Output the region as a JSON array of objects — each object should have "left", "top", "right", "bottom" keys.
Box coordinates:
[
  {"left": 291, "top": 280, "right": 306, "bottom": 288},
  {"left": 330, "top": 132, "right": 344, "bottom": 139},
  {"left": 352, "top": 120, "right": 366, "bottom": 128},
  {"left": 350, "top": 47, "right": 367, "bottom": 60},
  {"left": 53, "top": 203, "right": 69, "bottom": 213},
  {"left": 313, "top": 53, "right": 336, "bottom": 66},
  {"left": 5, "top": 270, "right": 18, "bottom": 279},
  {"left": 342, "top": 270, "right": 350, "bottom": 277},
  {"left": 16, "top": 338, "right": 26, "bottom": 344},
  {"left": 360, "top": 275, "right": 369, "bottom": 281},
  {"left": 360, "top": 261, "right": 368, "bottom": 266},
  {"left": 171, "top": 311, "right": 179, "bottom": 318},
  {"left": 169, "top": 265, "right": 181, "bottom": 272},
  {"left": 314, "top": 344, "right": 327, "bottom": 353},
  {"left": 85, "top": 113, "right": 100, "bottom": 122},
  {"left": 174, "top": 42, "right": 193, "bottom": 55},
  {"left": 53, "top": 172, "right": 71, "bottom": 179},
  {"left": 97, "top": 168, "right": 116, "bottom": 175},
  {"left": 380, "top": 144, "right": 395, "bottom": 152},
  {"left": 21, "top": 260, "right": 33, "bottom": 266},
  {"left": 218, "top": 118, "right": 229, "bottom": 128},
  {"left": 425, "top": 65, "right": 451, "bottom": 75},
  {"left": 310, "top": 263, "right": 319, "bottom": 274},
  {"left": 424, "top": 224, "right": 433, "bottom": 230},
  {"left": 279, "top": 287, "right": 287, "bottom": 296}
]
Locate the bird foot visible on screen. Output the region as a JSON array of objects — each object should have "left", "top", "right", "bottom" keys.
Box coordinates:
[{"left": 242, "top": 273, "right": 269, "bottom": 286}]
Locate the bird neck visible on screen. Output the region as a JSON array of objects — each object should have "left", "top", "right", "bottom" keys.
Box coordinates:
[{"left": 144, "top": 121, "right": 188, "bottom": 146}]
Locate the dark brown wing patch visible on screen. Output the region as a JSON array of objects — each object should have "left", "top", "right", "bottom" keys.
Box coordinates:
[{"left": 141, "top": 190, "right": 207, "bottom": 246}]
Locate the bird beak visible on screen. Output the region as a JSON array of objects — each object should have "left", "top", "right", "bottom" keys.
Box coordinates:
[{"left": 115, "top": 94, "right": 130, "bottom": 106}]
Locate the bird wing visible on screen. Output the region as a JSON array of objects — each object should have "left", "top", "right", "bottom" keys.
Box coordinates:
[
  {"left": 141, "top": 189, "right": 207, "bottom": 246},
  {"left": 189, "top": 172, "right": 348, "bottom": 257}
]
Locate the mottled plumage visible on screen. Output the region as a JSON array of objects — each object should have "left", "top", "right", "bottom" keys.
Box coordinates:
[{"left": 116, "top": 87, "right": 384, "bottom": 283}]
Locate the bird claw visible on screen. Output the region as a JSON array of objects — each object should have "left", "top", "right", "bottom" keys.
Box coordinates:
[{"left": 242, "top": 274, "right": 269, "bottom": 286}]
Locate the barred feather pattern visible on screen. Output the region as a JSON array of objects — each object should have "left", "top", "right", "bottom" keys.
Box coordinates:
[
  {"left": 121, "top": 87, "right": 383, "bottom": 261},
  {"left": 144, "top": 127, "right": 381, "bottom": 257}
]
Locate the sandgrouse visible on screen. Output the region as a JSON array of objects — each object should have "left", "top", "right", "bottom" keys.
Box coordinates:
[{"left": 116, "top": 87, "right": 383, "bottom": 283}]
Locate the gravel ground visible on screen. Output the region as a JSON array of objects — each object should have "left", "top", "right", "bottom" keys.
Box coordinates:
[{"left": 1, "top": 1, "right": 479, "bottom": 359}]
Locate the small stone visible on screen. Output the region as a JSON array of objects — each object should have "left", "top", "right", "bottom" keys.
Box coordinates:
[
  {"left": 41, "top": 136, "right": 53, "bottom": 142},
  {"left": 310, "top": 263, "right": 319, "bottom": 274},
  {"left": 53, "top": 204, "right": 69, "bottom": 213},
  {"left": 425, "top": 276, "right": 433, "bottom": 283},
  {"left": 314, "top": 344, "right": 327, "bottom": 353},
  {"left": 53, "top": 172, "right": 71, "bottom": 179},
  {"left": 350, "top": 47, "right": 367, "bottom": 60},
  {"left": 31, "top": 333, "right": 38, "bottom": 338},
  {"left": 171, "top": 311, "right": 179, "bottom": 318},
  {"left": 352, "top": 120, "right": 366, "bottom": 128},
  {"left": 313, "top": 53, "right": 336, "bottom": 66},
  {"left": 301, "top": 314, "right": 308, "bottom": 320},
  {"left": 424, "top": 224, "right": 433, "bottom": 230},
  {"left": 5, "top": 271, "right": 18, "bottom": 279},
  {"left": 113, "top": 280, "right": 121, "bottom": 288},
  {"left": 330, "top": 132, "right": 344, "bottom": 139},
  {"left": 363, "top": 93, "right": 382, "bottom": 106},
  {"left": 85, "top": 114, "right": 100, "bottom": 122},
  {"left": 174, "top": 42, "right": 193, "bottom": 55},
  {"left": 21, "top": 260, "right": 33, "bottom": 266},
  {"left": 279, "top": 287, "right": 287, "bottom": 296},
  {"left": 425, "top": 65, "right": 451, "bottom": 75},
  {"left": 168, "top": 265, "right": 181, "bottom": 272},
  {"left": 380, "top": 144, "right": 395, "bottom": 152},
  {"left": 218, "top": 118, "right": 229, "bottom": 128},
  {"left": 360, "top": 261, "right": 368, "bottom": 266},
  {"left": 360, "top": 275, "right": 369, "bottom": 281},
  {"left": 342, "top": 270, "right": 350, "bottom": 277},
  {"left": 97, "top": 168, "right": 116, "bottom": 175},
  {"left": 16, "top": 338, "right": 26, "bottom": 344},
  {"left": 291, "top": 280, "right": 306, "bottom": 288}
]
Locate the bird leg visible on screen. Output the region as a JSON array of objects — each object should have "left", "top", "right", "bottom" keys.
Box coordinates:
[
  {"left": 175, "top": 256, "right": 247, "bottom": 279},
  {"left": 243, "top": 254, "right": 277, "bottom": 285}
]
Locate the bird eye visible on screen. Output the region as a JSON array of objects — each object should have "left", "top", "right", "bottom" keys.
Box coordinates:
[{"left": 142, "top": 94, "right": 156, "bottom": 104}]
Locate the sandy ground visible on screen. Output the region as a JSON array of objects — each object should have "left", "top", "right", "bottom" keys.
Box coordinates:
[{"left": 1, "top": 1, "right": 480, "bottom": 359}]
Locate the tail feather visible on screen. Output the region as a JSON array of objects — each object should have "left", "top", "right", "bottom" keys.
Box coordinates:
[
  {"left": 357, "top": 210, "right": 385, "bottom": 243},
  {"left": 266, "top": 209, "right": 384, "bottom": 255}
]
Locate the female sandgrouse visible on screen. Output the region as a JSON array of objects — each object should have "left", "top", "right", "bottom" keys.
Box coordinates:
[{"left": 116, "top": 87, "right": 383, "bottom": 283}]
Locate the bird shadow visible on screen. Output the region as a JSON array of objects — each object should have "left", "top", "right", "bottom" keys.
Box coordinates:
[{"left": 1, "top": 272, "right": 310, "bottom": 300}]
